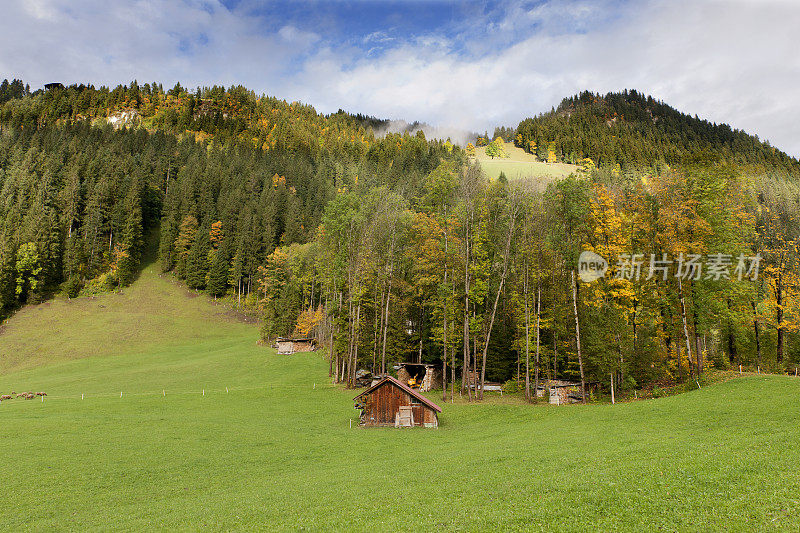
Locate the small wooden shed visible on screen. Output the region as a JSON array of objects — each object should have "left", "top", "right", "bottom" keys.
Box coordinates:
[
  {"left": 275, "top": 337, "right": 316, "bottom": 354},
  {"left": 537, "top": 380, "right": 599, "bottom": 404},
  {"left": 354, "top": 376, "right": 441, "bottom": 428}
]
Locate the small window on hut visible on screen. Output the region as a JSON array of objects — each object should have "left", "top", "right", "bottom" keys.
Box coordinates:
[{"left": 411, "top": 397, "right": 421, "bottom": 405}]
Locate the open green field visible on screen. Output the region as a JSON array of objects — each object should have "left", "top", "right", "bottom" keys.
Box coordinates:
[
  {"left": 473, "top": 142, "right": 578, "bottom": 182},
  {"left": 2, "top": 264, "right": 800, "bottom": 531}
]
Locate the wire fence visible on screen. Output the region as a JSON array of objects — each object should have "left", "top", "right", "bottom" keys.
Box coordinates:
[{"left": 0, "top": 381, "right": 339, "bottom": 409}]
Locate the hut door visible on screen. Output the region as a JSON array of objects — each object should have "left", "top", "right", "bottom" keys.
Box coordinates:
[
  {"left": 412, "top": 405, "right": 425, "bottom": 426},
  {"left": 397, "top": 406, "right": 414, "bottom": 427},
  {"left": 549, "top": 387, "right": 560, "bottom": 405}
]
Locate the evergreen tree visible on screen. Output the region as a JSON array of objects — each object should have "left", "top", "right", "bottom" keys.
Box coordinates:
[
  {"left": 185, "top": 225, "right": 211, "bottom": 289},
  {"left": 208, "top": 240, "right": 230, "bottom": 297}
]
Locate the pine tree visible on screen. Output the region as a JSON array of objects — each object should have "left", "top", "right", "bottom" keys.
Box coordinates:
[
  {"left": 0, "top": 241, "right": 17, "bottom": 314},
  {"left": 117, "top": 182, "right": 143, "bottom": 286},
  {"left": 185, "top": 227, "right": 210, "bottom": 289},
  {"left": 207, "top": 242, "right": 230, "bottom": 297}
]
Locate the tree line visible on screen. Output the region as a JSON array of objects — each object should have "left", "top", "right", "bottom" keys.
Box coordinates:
[{"left": 254, "top": 156, "right": 800, "bottom": 400}]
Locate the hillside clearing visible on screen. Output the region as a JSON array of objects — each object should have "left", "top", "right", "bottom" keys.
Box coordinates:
[
  {"left": 1, "top": 266, "right": 800, "bottom": 531},
  {"left": 0, "top": 262, "right": 254, "bottom": 376},
  {"left": 473, "top": 141, "right": 578, "bottom": 181}
]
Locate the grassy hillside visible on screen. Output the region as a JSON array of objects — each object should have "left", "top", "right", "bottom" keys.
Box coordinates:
[
  {"left": 2, "top": 265, "right": 800, "bottom": 530},
  {"left": 0, "top": 263, "right": 254, "bottom": 376},
  {"left": 473, "top": 141, "right": 577, "bottom": 181}
]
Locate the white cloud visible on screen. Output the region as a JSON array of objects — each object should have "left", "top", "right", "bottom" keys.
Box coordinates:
[
  {"left": 22, "top": 0, "right": 58, "bottom": 21},
  {"left": 1, "top": 0, "right": 798, "bottom": 156},
  {"left": 278, "top": 25, "right": 320, "bottom": 48}
]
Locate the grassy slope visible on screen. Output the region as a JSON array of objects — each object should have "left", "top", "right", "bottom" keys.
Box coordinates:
[
  {"left": 473, "top": 142, "right": 578, "bottom": 182},
  {"left": 2, "top": 265, "right": 800, "bottom": 531}
]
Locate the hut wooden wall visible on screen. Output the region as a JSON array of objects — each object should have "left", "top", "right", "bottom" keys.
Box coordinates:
[
  {"left": 276, "top": 341, "right": 293, "bottom": 354},
  {"left": 361, "top": 383, "right": 438, "bottom": 427}
]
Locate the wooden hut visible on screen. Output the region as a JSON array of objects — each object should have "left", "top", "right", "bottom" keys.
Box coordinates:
[
  {"left": 275, "top": 337, "right": 316, "bottom": 354},
  {"left": 537, "top": 380, "right": 599, "bottom": 404},
  {"left": 354, "top": 376, "right": 441, "bottom": 428}
]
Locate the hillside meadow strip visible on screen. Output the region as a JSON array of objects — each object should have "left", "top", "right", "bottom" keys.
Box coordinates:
[{"left": 2, "top": 264, "right": 800, "bottom": 530}]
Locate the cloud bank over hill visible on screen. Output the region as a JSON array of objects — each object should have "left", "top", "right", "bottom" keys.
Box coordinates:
[
  {"left": 369, "top": 120, "right": 477, "bottom": 147},
  {"left": 2, "top": 0, "right": 799, "bottom": 156}
]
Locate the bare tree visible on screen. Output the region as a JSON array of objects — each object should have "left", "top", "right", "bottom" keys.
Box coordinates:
[
  {"left": 571, "top": 270, "right": 586, "bottom": 404},
  {"left": 479, "top": 185, "right": 521, "bottom": 400}
]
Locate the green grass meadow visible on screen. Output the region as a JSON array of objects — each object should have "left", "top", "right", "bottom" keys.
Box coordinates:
[
  {"left": 2, "top": 264, "right": 800, "bottom": 530},
  {"left": 473, "top": 142, "right": 578, "bottom": 182}
]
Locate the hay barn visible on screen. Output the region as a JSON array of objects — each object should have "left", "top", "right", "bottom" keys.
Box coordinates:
[
  {"left": 536, "top": 380, "right": 599, "bottom": 404},
  {"left": 354, "top": 376, "right": 441, "bottom": 428},
  {"left": 396, "top": 363, "right": 442, "bottom": 392},
  {"left": 275, "top": 337, "right": 316, "bottom": 354}
]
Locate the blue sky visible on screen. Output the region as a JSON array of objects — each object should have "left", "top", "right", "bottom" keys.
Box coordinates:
[{"left": 2, "top": 0, "right": 799, "bottom": 155}]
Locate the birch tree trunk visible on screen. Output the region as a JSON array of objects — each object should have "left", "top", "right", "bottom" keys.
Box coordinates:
[
  {"left": 678, "top": 276, "right": 694, "bottom": 378},
  {"left": 461, "top": 225, "right": 471, "bottom": 400},
  {"left": 571, "top": 270, "right": 586, "bottom": 404},
  {"left": 381, "top": 281, "right": 391, "bottom": 376},
  {"left": 777, "top": 271, "right": 784, "bottom": 365},
  {"left": 752, "top": 299, "right": 762, "bottom": 369},
  {"left": 534, "top": 283, "right": 541, "bottom": 400},
  {"left": 693, "top": 311, "right": 702, "bottom": 375},
  {"left": 442, "top": 207, "right": 450, "bottom": 401},
  {"left": 345, "top": 296, "right": 354, "bottom": 386},
  {"left": 451, "top": 269, "right": 457, "bottom": 402},
  {"left": 524, "top": 263, "right": 531, "bottom": 401},
  {"left": 350, "top": 301, "right": 361, "bottom": 387},
  {"left": 443, "top": 248, "right": 448, "bottom": 402},
  {"left": 372, "top": 284, "right": 381, "bottom": 374}
]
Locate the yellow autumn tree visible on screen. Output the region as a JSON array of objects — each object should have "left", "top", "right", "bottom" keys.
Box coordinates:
[
  {"left": 485, "top": 138, "right": 508, "bottom": 159},
  {"left": 295, "top": 304, "right": 325, "bottom": 337},
  {"left": 758, "top": 202, "right": 800, "bottom": 367},
  {"left": 209, "top": 220, "right": 223, "bottom": 248},
  {"left": 578, "top": 157, "right": 596, "bottom": 176}
]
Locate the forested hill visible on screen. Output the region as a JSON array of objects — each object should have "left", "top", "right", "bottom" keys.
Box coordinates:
[
  {"left": 514, "top": 90, "right": 800, "bottom": 177},
  {"left": 0, "top": 79, "right": 462, "bottom": 317},
  {"left": 2, "top": 78, "right": 800, "bottom": 391}
]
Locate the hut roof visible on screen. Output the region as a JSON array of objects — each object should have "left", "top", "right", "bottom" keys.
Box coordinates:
[
  {"left": 543, "top": 380, "right": 600, "bottom": 388},
  {"left": 398, "top": 362, "right": 438, "bottom": 368},
  {"left": 354, "top": 376, "right": 442, "bottom": 413}
]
